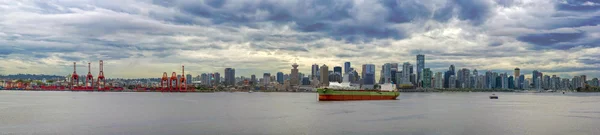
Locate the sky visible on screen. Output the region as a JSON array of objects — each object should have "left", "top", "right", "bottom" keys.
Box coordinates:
[{"left": 0, "top": 0, "right": 599, "bottom": 79}]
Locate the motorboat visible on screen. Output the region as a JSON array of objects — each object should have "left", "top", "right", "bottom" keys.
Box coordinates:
[{"left": 489, "top": 94, "right": 498, "bottom": 99}]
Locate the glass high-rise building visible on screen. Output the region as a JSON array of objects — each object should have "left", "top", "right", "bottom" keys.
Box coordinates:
[
  {"left": 224, "top": 68, "right": 235, "bottom": 86},
  {"left": 344, "top": 62, "right": 351, "bottom": 74},
  {"left": 362, "top": 64, "right": 376, "bottom": 85},
  {"left": 416, "top": 54, "right": 425, "bottom": 87},
  {"left": 276, "top": 72, "right": 284, "bottom": 84},
  {"left": 423, "top": 68, "right": 432, "bottom": 88},
  {"left": 333, "top": 66, "right": 342, "bottom": 74},
  {"left": 311, "top": 64, "right": 319, "bottom": 81}
]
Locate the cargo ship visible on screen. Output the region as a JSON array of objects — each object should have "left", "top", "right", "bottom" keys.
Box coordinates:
[{"left": 317, "top": 74, "right": 399, "bottom": 101}]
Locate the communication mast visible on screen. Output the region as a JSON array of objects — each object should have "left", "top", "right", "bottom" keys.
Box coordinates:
[
  {"left": 86, "top": 62, "right": 94, "bottom": 90},
  {"left": 97, "top": 60, "right": 106, "bottom": 90},
  {"left": 180, "top": 65, "right": 187, "bottom": 92},
  {"left": 71, "top": 62, "right": 79, "bottom": 89}
]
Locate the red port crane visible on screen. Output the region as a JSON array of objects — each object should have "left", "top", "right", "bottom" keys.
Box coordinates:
[
  {"left": 180, "top": 65, "right": 187, "bottom": 92},
  {"left": 97, "top": 60, "right": 107, "bottom": 91},
  {"left": 71, "top": 62, "right": 79, "bottom": 90},
  {"left": 170, "top": 72, "right": 178, "bottom": 92},
  {"left": 85, "top": 62, "right": 94, "bottom": 91},
  {"left": 161, "top": 72, "right": 168, "bottom": 92}
]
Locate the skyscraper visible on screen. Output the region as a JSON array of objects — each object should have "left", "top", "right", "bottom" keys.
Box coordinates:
[
  {"left": 435, "top": 72, "right": 443, "bottom": 88},
  {"left": 416, "top": 54, "right": 425, "bottom": 87},
  {"left": 423, "top": 68, "right": 432, "bottom": 88},
  {"left": 311, "top": 64, "right": 319, "bottom": 81},
  {"left": 250, "top": 74, "right": 256, "bottom": 85},
  {"left": 514, "top": 67, "right": 520, "bottom": 89},
  {"left": 276, "top": 72, "right": 284, "bottom": 84},
  {"left": 344, "top": 62, "right": 351, "bottom": 74},
  {"left": 290, "top": 63, "right": 299, "bottom": 86},
  {"left": 362, "top": 64, "right": 376, "bottom": 85},
  {"left": 382, "top": 63, "right": 392, "bottom": 84},
  {"left": 263, "top": 73, "right": 271, "bottom": 85},
  {"left": 532, "top": 70, "right": 540, "bottom": 89},
  {"left": 334, "top": 66, "right": 342, "bottom": 74},
  {"left": 444, "top": 65, "right": 455, "bottom": 88},
  {"left": 401, "top": 62, "right": 412, "bottom": 85},
  {"left": 186, "top": 74, "right": 192, "bottom": 84},
  {"left": 214, "top": 72, "right": 221, "bottom": 85},
  {"left": 224, "top": 68, "right": 235, "bottom": 86},
  {"left": 320, "top": 65, "right": 329, "bottom": 87}
]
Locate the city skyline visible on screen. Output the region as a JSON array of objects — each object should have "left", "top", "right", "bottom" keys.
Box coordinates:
[{"left": 0, "top": 0, "right": 599, "bottom": 79}]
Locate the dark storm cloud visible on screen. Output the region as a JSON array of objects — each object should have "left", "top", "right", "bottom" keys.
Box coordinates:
[
  {"left": 162, "top": 0, "right": 495, "bottom": 43},
  {"left": 578, "top": 58, "right": 600, "bottom": 65},
  {"left": 517, "top": 32, "right": 586, "bottom": 49},
  {"left": 556, "top": 0, "right": 600, "bottom": 12},
  {"left": 430, "top": 0, "right": 493, "bottom": 24}
]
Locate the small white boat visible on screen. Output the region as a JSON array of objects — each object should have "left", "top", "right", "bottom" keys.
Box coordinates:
[{"left": 248, "top": 90, "right": 254, "bottom": 93}]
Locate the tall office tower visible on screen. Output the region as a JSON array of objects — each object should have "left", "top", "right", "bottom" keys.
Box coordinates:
[
  {"left": 532, "top": 70, "right": 539, "bottom": 89},
  {"left": 416, "top": 54, "right": 425, "bottom": 87},
  {"left": 449, "top": 75, "right": 456, "bottom": 88},
  {"left": 333, "top": 66, "right": 342, "bottom": 74},
  {"left": 224, "top": 68, "right": 235, "bottom": 86},
  {"left": 382, "top": 63, "right": 392, "bottom": 83},
  {"left": 251, "top": 74, "right": 256, "bottom": 85},
  {"left": 362, "top": 64, "right": 376, "bottom": 87},
  {"left": 435, "top": 72, "right": 443, "bottom": 88},
  {"left": 464, "top": 69, "right": 471, "bottom": 88},
  {"left": 276, "top": 72, "right": 284, "bottom": 84},
  {"left": 312, "top": 64, "right": 320, "bottom": 81},
  {"left": 402, "top": 62, "right": 412, "bottom": 84},
  {"left": 514, "top": 68, "right": 520, "bottom": 89},
  {"left": 519, "top": 75, "right": 525, "bottom": 89},
  {"left": 501, "top": 73, "right": 508, "bottom": 89},
  {"left": 391, "top": 68, "right": 398, "bottom": 84},
  {"left": 186, "top": 74, "right": 192, "bottom": 84},
  {"left": 262, "top": 73, "right": 270, "bottom": 85},
  {"left": 444, "top": 65, "right": 455, "bottom": 88},
  {"left": 581, "top": 75, "right": 587, "bottom": 86},
  {"left": 457, "top": 69, "right": 463, "bottom": 88},
  {"left": 320, "top": 65, "right": 329, "bottom": 87},
  {"left": 508, "top": 76, "right": 514, "bottom": 89},
  {"left": 423, "top": 68, "right": 432, "bottom": 88},
  {"left": 290, "top": 63, "right": 299, "bottom": 86},
  {"left": 344, "top": 62, "right": 351, "bottom": 74},
  {"left": 214, "top": 72, "right": 221, "bottom": 85}
]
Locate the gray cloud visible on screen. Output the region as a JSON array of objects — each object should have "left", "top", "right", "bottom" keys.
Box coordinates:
[{"left": 0, "top": 0, "right": 599, "bottom": 78}]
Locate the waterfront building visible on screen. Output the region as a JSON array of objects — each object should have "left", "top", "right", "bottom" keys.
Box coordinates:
[
  {"left": 518, "top": 75, "right": 525, "bottom": 89},
  {"left": 402, "top": 62, "right": 412, "bottom": 85},
  {"left": 361, "top": 64, "right": 376, "bottom": 89},
  {"left": 320, "top": 65, "right": 329, "bottom": 87},
  {"left": 508, "top": 76, "right": 514, "bottom": 89},
  {"left": 435, "top": 72, "right": 443, "bottom": 89},
  {"left": 382, "top": 63, "right": 392, "bottom": 84},
  {"left": 423, "top": 68, "right": 432, "bottom": 88},
  {"left": 290, "top": 63, "right": 299, "bottom": 86},
  {"left": 449, "top": 75, "right": 456, "bottom": 88},
  {"left": 532, "top": 70, "right": 540, "bottom": 89},
  {"left": 514, "top": 68, "right": 520, "bottom": 89},
  {"left": 277, "top": 72, "right": 284, "bottom": 84},
  {"left": 344, "top": 62, "right": 351, "bottom": 74},
  {"left": 444, "top": 65, "right": 455, "bottom": 88},
  {"left": 311, "top": 64, "right": 320, "bottom": 81},
  {"left": 186, "top": 74, "right": 192, "bottom": 84},
  {"left": 250, "top": 74, "right": 256, "bottom": 85},
  {"left": 416, "top": 54, "right": 425, "bottom": 87},
  {"left": 263, "top": 73, "right": 271, "bottom": 86},
  {"left": 224, "top": 68, "right": 235, "bottom": 86}
]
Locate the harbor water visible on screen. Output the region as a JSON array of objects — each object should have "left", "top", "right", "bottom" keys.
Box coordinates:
[{"left": 1, "top": 91, "right": 599, "bottom": 135}]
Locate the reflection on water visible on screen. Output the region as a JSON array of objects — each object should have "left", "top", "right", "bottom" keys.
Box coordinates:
[{"left": 0, "top": 91, "right": 599, "bottom": 135}]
